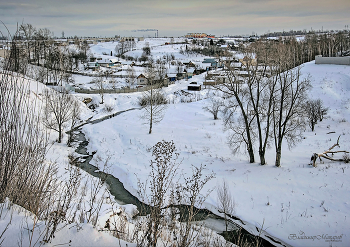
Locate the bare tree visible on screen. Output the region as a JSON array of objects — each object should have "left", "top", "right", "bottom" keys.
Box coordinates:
[
  {"left": 175, "top": 164, "right": 215, "bottom": 247},
  {"left": 126, "top": 65, "right": 136, "bottom": 88},
  {"left": 203, "top": 93, "right": 223, "bottom": 120},
  {"left": 244, "top": 42, "right": 278, "bottom": 166},
  {"left": 155, "top": 59, "right": 168, "bottom": 86},
  {"left": 136, "top": 140, "right": 215, "bottom": 247},
  {"left": 115, "top": 41, "right": 124, "bottom": 56},
  {"left": 315, "top": 99, "right": 328, "bottom": 122},
  {"left": 219, "top": 42, "right": 277, "bottom": 166},
  {"left": 67, "top": 100, "right": 81, "bottom": 146},
  {"left": 93, "top": 74, "right": 106, "bottom": 104},
  {"left": 218, "top": 59, "right": 256, "bottom": 163},
  {"left": 305, "top": 100, "right": 318, "bottom": 132},
  {"left": 217, "top": 180, "right": 235, "bottom": 232},
  {"left": 43, "top": 88, "right": 80, "bottom": 143},
  {"left": 19, "top": 23, "right": 36, "bottom": 62},
  {"left": 137, "top": 140, "right": 180, "bottom": 247},
  {"left": 222, "top": 107, "right": 256, "bottom": 158},
  {"left": 272, "top": 66, "right": 311, "bottom": 167},
  {"left": 176, "top": 61, "right": 183, "bottom": 78},
  {"left": 142, "top": 42, "right": 151, "bottom": 57},
  {"left": 305, "top": 99, "right": 328, "bottom": 131},
  {"left": 139, "top": 61, "right": 167, "bottom": 134},
  {"left": 219, "top": 40, "right": 312, "bottom": 167}
]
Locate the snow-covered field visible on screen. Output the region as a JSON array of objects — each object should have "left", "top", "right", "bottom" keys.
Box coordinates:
[{"left": 1, "top": 38, "right": 349, "bottom": 246}]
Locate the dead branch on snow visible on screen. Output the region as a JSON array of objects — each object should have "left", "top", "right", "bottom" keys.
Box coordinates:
[{"left": 310, "top": 135, "right": 349, "bottom": 167}]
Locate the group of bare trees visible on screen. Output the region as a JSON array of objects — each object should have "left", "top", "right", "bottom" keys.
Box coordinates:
[
  {"left": 114, "top": 39, "right": 136, "bottom": 56},
  {"left": 14, "top": 23, "right": 88, "bottom": 85},
  {"left": 217, "top": 40, "right": 313, "bottom": 167},
  {"left": 253, "top": 31, "right": 350, "bottom": 67}
]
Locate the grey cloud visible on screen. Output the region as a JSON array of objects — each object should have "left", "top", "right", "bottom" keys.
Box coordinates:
[{"left": 0, "top": 0, "right": 349, "bottom": 37}]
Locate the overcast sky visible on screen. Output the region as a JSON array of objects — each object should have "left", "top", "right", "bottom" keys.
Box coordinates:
[{"left": 0, "top": 0, "right": 349, "bottom": 38}]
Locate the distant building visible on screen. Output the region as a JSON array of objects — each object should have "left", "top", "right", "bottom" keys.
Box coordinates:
[
  {"left": 120, "top": 37, "right": 144, "bottom": 42},
  {"left": 185, "top": 33, "right": 215, "bottom": 39},
  {"left": 315, "top": 55, "right": 350, "bottom": 65}
]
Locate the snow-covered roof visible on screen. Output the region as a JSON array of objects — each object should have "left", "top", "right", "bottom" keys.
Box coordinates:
[
  {"left": 186, "top": 68, "right": 195, "bottom": 73},
  {"left": 110, "top": 58, "right": 120, "bottom": 63},
  {"left": 98, "top": 59, "right": 113, "bottom": 64}
]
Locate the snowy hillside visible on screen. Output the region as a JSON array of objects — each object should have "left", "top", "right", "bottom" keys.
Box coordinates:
[{"left": 80, "top": 61, "right": 350, "bottom": 247}]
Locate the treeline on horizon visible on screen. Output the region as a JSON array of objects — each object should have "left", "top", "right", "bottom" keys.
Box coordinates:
[{"left": 260, "top": 28, "right": 349, "bottom": 38}]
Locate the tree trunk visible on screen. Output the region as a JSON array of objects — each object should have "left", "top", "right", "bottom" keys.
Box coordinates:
[
  {"left": 240, "top": 101, "right": 255, "bottom": 163},
  {"left": 248, "top": 143, "right": 255, "bottom": 163},
  {"left": 149, "top": 120, "right": 152, "bottom": 134},
  {"left": 58, "top": 124, "right": 62, "bottom": 143},
  {"left": 259, "top": 149, "right": 266, "bottom": 166},
  {"left": 149, "top": 103, "right": 153, "bottom": 134},
  {"left": 275, "top": 141, "right": 282, "bottom": 167}
]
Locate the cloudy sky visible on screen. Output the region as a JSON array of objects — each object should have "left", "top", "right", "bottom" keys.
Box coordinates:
[{"left": 0, "top": 0, "right": 349, "bottom": 38}]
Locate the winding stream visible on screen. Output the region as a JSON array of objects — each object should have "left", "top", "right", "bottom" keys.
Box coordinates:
[{"left": 68, "top": 110, "right": 291, "bottom": 247}]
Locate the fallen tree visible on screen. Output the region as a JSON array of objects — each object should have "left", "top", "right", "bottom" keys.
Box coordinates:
[{"left": 310, "top": 135, "right": 349, "bottom": 167}]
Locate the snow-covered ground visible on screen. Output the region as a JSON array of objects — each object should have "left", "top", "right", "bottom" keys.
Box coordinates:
[
  {"left": 80, "top": 61, "right": 350, "bottom": 247},
  {"left": 1, "top": 38, "right": 349, "bottom": 246},
  {"left": 0, "top": 198, "right": 135, "bottom": 247}
]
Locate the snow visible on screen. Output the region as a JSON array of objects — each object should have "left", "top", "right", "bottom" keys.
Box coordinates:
[
  {"left": 0, "top": 199, "right": 136, "bottom": 247},
  {"left": 80, "top": 61, "right": 350, "bottom": 247},
  {"left": 1, "top": 38, "right": 350, "bottom": 246}
]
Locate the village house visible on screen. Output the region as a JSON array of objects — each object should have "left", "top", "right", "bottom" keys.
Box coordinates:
[
  {"left": 167, "top": 73, "right": 177, "bottom": 82},
  {"left": 97, "top": 58, "right": 115, "bottom": 68},
  {"left": 137, "top": 73, "right": 148, "bottom": 85},
  {"left": 187, "top": 82, "right": 201, "bottom": 91},
  {"left": 202, "top": 58, "right": 218, "bottom": 69},
  {"left": 184, "top": 68, "right": 195, "bottom": 79},
  {"left": 85, "top": 62, "right": 100, "bottom": 71},
  {"left": 183, "top": 61, "right": 196, "bottom": 67}
]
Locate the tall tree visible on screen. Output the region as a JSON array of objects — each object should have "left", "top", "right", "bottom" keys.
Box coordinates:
[
  {"left": 139, "top": 60, "right": 167, "bottom": 134},
  {"left": 19, "top": 23, "right": 36, "bottom": 62},
  {"left": 245, "top": 41, "right": 279, "bottom": 165},
  {"left": 219, "top": 55, "right": 256, "bottom": 163},
  {"left": 272, "top": 65, "right": 310, "bottom": 167}
]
